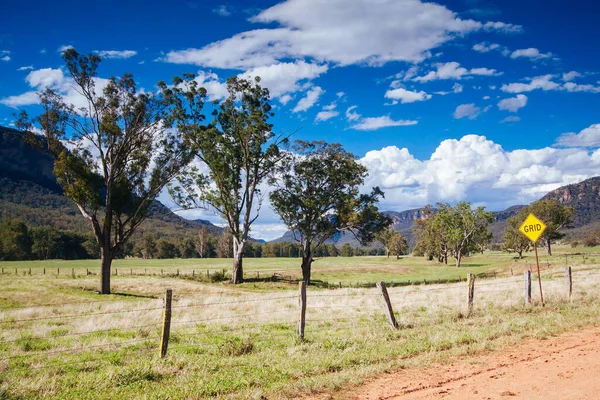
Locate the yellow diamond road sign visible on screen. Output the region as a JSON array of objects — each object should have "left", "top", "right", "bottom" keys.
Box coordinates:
[{"left": 519, "top": 213, "right": 547, "bottom": 243}]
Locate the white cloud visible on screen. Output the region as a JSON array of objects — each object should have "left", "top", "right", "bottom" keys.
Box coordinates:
[
  {"left": 57, "top": 45, "right": 74, "bottom": 53},
  {"left": 0, "top": 67, "right": 110, "bottom": 109},
  {"left": 17, "top": 65, "right": 34, "bottom": 71},
  {"left": 510, "top": 48, "right": 552, "bottom": 60},
  {"left": 483, "top": 95, "right": 490, "bottom": 100},
  {"left": 162, "top": 0, "right": 516, "bottom": 69},
  {"left": 501, "top": 74, "right": 560, "bottom": 93},
  {"left": 315, "top": 110, "right": 339, "bottom": 122},
  {"left": 413, "top": 61, "right": 501, "bottom": 82},
  {"left": 472, "top": 42, "right": 500, "bottom": 53},
  {"left": 562, "top": 71, "right": 582, "bottom": 82},
  {"left": 555, "top": 123, "right": 600, "bottom": 148},
  {"left": 482, "top": 21, "right": 523, "bottom": 33},
  {"left": 453, "top": 103, "right": 481, "bottom": 119},
  {"left": 360, "top": 134, "right": 599, "bottom": 211},
  {"left": 190, "top": 71, "right": 229, "bottom": 101},
  {"left": 500, "top": 116, "right": 521, "bottom": 123},
  {"left": 497, "top": 94, "right": 527, "bottom": 112},
  {"left": 384, "top": 87, "right": 432, "bottom": 104},
  {"left": 239, "top": 61, "right": 327, "bottom": 97},
  {"left": 453, "top": 83, "right": 463, "bottom": 93},
  {"left": 345, "top": 105, "right": 361, "bottom": 121},
  {"left": 292, "top": 86, "right": 323, "bottom": 112},
  {"left": 1, "top": 56, "right": 10, "bottom": 62},
  {"left": 350, "top": 115, "right": 418, "bottom": 131},
  {"left": 94, "top": 50, "right": 137, "bottom": 59},
  {"left": 501, "top": 75, "right": 600, "bottom": 94},
  {"left": 279, "top": 94, "right": 293, "bottom": 105},
  {"left": 213, "top": 5, "right": 232, "bottom": 16}
]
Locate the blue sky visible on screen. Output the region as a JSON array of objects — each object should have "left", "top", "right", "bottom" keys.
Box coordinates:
[{"left": 1, "top": 0, "right": 599, "bottom": 240}]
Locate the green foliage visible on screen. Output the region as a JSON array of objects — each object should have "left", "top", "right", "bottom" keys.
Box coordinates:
[
  {"left": 527, "top": 200, "right": 574, "bottom": 255},
  {"left": 376, "top": 228, "right": 407, "bottom": 258},
  {"left": 339, "top": 243, "right": 354, "bottom": 257},
  {"left": 0, "top": 219, "right": 32, "bottom": 261},
  {"left": 17, "top": 49, "right": 195, "bottom": 294},
  {"left": 502, "top": 209, "right": 531, "bottom": 258},
  {"left": 269, "top": 140, "right": 390, "bottom": 281},
  {"left": 165, "top": 75, "right": 288, "bottom": 283},
  {"left": 413, "top": 202, "right": 493, "bottom": 267}
]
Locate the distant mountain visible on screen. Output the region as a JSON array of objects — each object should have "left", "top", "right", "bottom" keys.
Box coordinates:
[
  {"left": 0, "top": 126, "right": 223, "bottom": 240},
  {"left": 268, "top": 177, "right": 600, "bottom": 247},
  {"left": 540, "top": 177, "right": 600, "bottom": 227}
]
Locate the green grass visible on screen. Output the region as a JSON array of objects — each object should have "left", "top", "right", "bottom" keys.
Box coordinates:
[
  {"left": 3, "top": 244, "right": 598, "bottom": 290},
  {"left": 0, "top": 250, "right": 599, "bottom": 399}
]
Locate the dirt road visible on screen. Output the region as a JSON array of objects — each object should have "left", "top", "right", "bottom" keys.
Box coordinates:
[{"left": 335, "top": 325, "right": 600, "bottom": 399}]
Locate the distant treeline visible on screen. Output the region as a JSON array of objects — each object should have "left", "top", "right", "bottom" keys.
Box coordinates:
[{"left": 0, "top": 220, "right": 385, "bottom": 261}]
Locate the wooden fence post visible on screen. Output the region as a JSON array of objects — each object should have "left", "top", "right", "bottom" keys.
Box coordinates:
[
  {"left": 376, "top": 282, "right": 398, "bottom": 330},
  {"left": 467, "top": 273, "right": 475, "bottom": 317},
  {"left": 524, "top": 270, "right": 531, "bottom": 307},
  {"left": 298, "top": 281, "right": 307, "bottom": 340},
  {"left": 57, "top": 268, "right": 59, "bottom": 276},
  {"left": 565, "top": 266, "right": 572, "bottom": 302},
  {"left": 159, "top": 289, "right": 173, "bottom": 358},
  {"left": 71, "top": 268, "right": 75, "bottom": 279}
]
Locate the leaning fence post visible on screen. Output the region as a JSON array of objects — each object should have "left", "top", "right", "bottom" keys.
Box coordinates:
[
  {"left": 524, "top": 270, "right": 531, "bottom": 306},
  {"left": 565, "top": 266, "right": 572, "bottom": 302},
  {"left": 298, "top": 281, "right": 307, "bottom": 340},
  {"left": 159, "top": 288, "right": 173, "bottom": 358},
  {"left": 376, "top": 282, "right": 398, "bottom": 330},
  {"left": 467, "top": 273, "right": 475, "bottom": 317}
]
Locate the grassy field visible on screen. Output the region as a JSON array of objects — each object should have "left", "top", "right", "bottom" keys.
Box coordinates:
[{"left": 0, "top": 247, "right": 599, "bottom": 399}]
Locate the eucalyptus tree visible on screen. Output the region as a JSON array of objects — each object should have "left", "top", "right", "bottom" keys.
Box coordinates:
[
  {"left": 18, "top": 49, "right": 195, "bottom": 294},
  {"left": 165, "top": 76, "right": 287, "bottom": 284},
  {"left": 527, "top": 200, "right": 573, "bottom": 255},
  {"left": 502, "top": 209, "right": 531, "bottom": 258},
  {"left": 269, "top": 140, "right": 391, "bottom": 283}
]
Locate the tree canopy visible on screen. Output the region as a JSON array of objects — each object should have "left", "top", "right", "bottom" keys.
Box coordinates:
[
  {"left": 413, "top": 202, "right": 493, "bottom": 267},
  {"left": 18, "top": 49, "right": 194, "bottom": 293},
  {"left": 165, "top": 75, "right": 288, "bottom": 284},
  {"left": 269, "top": 140, "right": 390, "bottom": 282}
]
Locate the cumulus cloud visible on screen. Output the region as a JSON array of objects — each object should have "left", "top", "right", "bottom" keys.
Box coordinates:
[
  {"left": 213, "top": 5, "right": 231, "bottom": 16},
  {"left": 510, "top": 48, "right": 552, "bottom": 60},
  {"left": 57, "top": 45, "right": 74, "bottom": 53},
  {"left": 555, "top": 123, "right": 600, "bottom": 148},
  {"left": 239, "top": 61, "right": 328, "bottom": 97},
  {"left": 0, "top": 67, "right": 110, "bottom": 108},
  {"left": 472, "top": 42, "right": 500, "bottom": 53},
  {"left": 350, "top": 115, "right": 418, "bottom": 131},
  {"left": 162, "top": 0, "right": 517, "bottom": 69},
  {"left": 562, "top": 71, "right": 582, "bottom": 82},
  {"left": 315, "top": 110, "right": 339, "bottom": 122},
  {"left": 497, "top": 94, "right": 527, "bottom": 112},
  {"left": 500, "top": 116, "right": 521, "bottom": 123},
  {"left": 384, "top": 87, "right": 432, "bottom": 104},
  {"left": 292, "top": 86, "right": 324, "bottom": 112},
  {"left": 453, "top": 103, "right": 481, "bottom": 119},
  {"left": 413, "top": 61, "right": 501, "bottom": 82},
  {"left": 360, "top": 134, "right": 600, "bottom": 211},
  {"left": 501, "top": 75, "right": 560, "bottom": 93},
  {"left": 345, "top": 105, "right": 361, "bottom": 121},
  {"left": 1, "top": 55, "right": 10, "bottom": 62},
  {"left": 502, "top": 75, "right": 600, "bottom": 94},
  {"left": 17, "top": 65, "right": 34, "bottom": 71},
  {"left": 94, "top": 50, "right": 137, "bottom": 59}
]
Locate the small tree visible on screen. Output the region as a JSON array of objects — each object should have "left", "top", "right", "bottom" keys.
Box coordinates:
[
  {"left": 270, "top": 140, "right": 391, "bottom": 282},
  {"left": 445, "top": 202, "right": 494, "bottom": 267},
  {"left": 527, "top": 200, "right": 574, "bottom": 255},
  {"left": 389, "top": 233, "right": 408, "bottom": 259},
  {"left": 166, "top": 75, "right": 287, "bottom": 284},
  {"left": 339, "top": 243, "right": 354, "bottom": 257},
  {"left": 19, "top": 50, "right": 194, "bottom": 293},
  {"left": 502, "top": 210, "right": 531, "bottom": 258}
]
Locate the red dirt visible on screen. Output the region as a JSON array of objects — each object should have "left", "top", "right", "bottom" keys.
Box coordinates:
[{"left": 322, "top": 325, "right": 600, "bottom": 399}]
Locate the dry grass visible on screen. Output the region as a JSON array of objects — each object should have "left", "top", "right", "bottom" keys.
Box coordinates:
[{"left": 0, "top": 262, "right": 599, "bottom": 399}]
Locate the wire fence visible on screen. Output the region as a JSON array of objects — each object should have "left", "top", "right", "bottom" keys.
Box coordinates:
[{"left": 0, "top": 263, "right": 598, "bottom": 375}]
